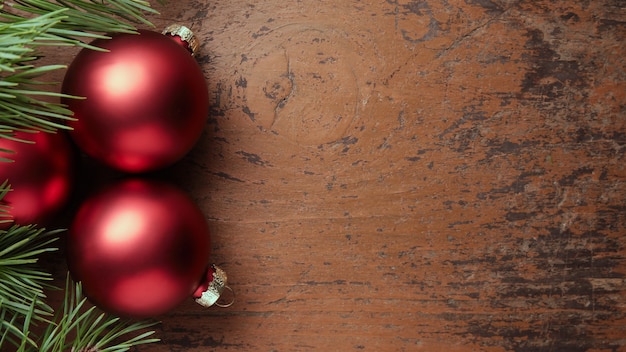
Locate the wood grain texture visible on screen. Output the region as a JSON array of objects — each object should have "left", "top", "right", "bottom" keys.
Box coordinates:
[{"left": 50, "top": 0, "right": 626, "bottom": 351}]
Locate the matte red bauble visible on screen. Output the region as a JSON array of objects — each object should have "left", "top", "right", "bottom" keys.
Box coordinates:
[
  {"left": 61, "top": 29, "right": 209, "bottom": 173},
  {"left": 0, "top": 131, "right": 73, "bottom": 227},
  {"left": 67, "top": 179, "right": 211, "bottom": 318}
]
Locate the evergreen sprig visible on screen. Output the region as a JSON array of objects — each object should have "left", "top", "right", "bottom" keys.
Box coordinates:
[
  {"left": 0, "top": 9, "right": 80, "bottom": 138},
  {"left": 35, "top": 276, "right": 159, "bottom": 352},
  {"left": 0, "top": 224, "right": 60, "bottom": 348},
  {"left": 0, "top": 0, "right": 159, "bottom": 139}
]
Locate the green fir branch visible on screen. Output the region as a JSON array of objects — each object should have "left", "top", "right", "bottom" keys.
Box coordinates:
[
  {"left": 0, "top": 294, "right": 40, "bottom": 350},
  {"left": 0, "top": 1, "right": 159, "bottom": 140},
  {"left": 0, "top": 224, "right": 61, "bottom": 348},
  {"left": 35, "top": 276, "right": 160, "bottom": 352},
  {"left": 2, "top": 0, "right": 159, "bottom": 45},
  {"left": 0, "top": 10, "right": 76, "bottom": 138}
]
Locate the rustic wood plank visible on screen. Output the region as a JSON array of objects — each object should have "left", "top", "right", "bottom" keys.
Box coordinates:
[{"left": 44, "top": 0, "right": 626, "bottom": 351}]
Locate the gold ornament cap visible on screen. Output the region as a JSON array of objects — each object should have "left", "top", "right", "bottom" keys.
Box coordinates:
[
  {"left": 195, "top": 265, "right": 234, "bottom": 308},
  {"left": 162, "top": 24, "right": 199, "bottom": 56}
]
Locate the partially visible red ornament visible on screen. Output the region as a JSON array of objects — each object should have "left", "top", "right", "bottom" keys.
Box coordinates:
[
  {"left": 67, "top": 178, "right": 211, "bottom": 318},
  {"left": 61, "top": 28, "right": 208, "bottom": 173},
  {"left": 0, "top": 131, "right": 74, "bottom": 227}
]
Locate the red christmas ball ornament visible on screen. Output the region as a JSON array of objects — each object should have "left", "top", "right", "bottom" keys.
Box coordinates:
[
  {"left": 61, "top": 28, "right": 208, "bottom": 173},
  {"left": 0, "top": 131, "right": 74, "bottom": 227},
  {"left": 67, "top": 178, "right": 211, "bottom": 318}
]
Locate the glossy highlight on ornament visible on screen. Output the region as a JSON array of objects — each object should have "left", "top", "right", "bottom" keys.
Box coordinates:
[
  {"left": 67, "top": 178, "right": 211, "bottom": 318},
  {"left": 61, "top": 29, "right": 209, "bottom": 173}
]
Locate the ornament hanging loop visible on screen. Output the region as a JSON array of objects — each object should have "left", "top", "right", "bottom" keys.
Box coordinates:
[
  {"left": 215, "top": 285, "right": 235, "bottom": 308},
  {"left": 194, "top": 265, "right": 235, "bottom": 308}
]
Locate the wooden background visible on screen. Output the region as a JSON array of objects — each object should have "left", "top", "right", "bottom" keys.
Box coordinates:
[{"left": 47, "top": 0, "right": 625, "bottom": 351}]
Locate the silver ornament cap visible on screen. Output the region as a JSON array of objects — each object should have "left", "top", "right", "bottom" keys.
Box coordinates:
[
  {"left": 162, "top": 24, "right": 199, "bottom": 56},
  {"left": 195, "top": 265, "right": 234, "bottom": 308}
]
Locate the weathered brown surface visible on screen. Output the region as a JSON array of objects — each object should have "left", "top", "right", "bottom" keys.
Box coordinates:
[{"left": 53, "top": 0, "right": 626, "bottom": 351}]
